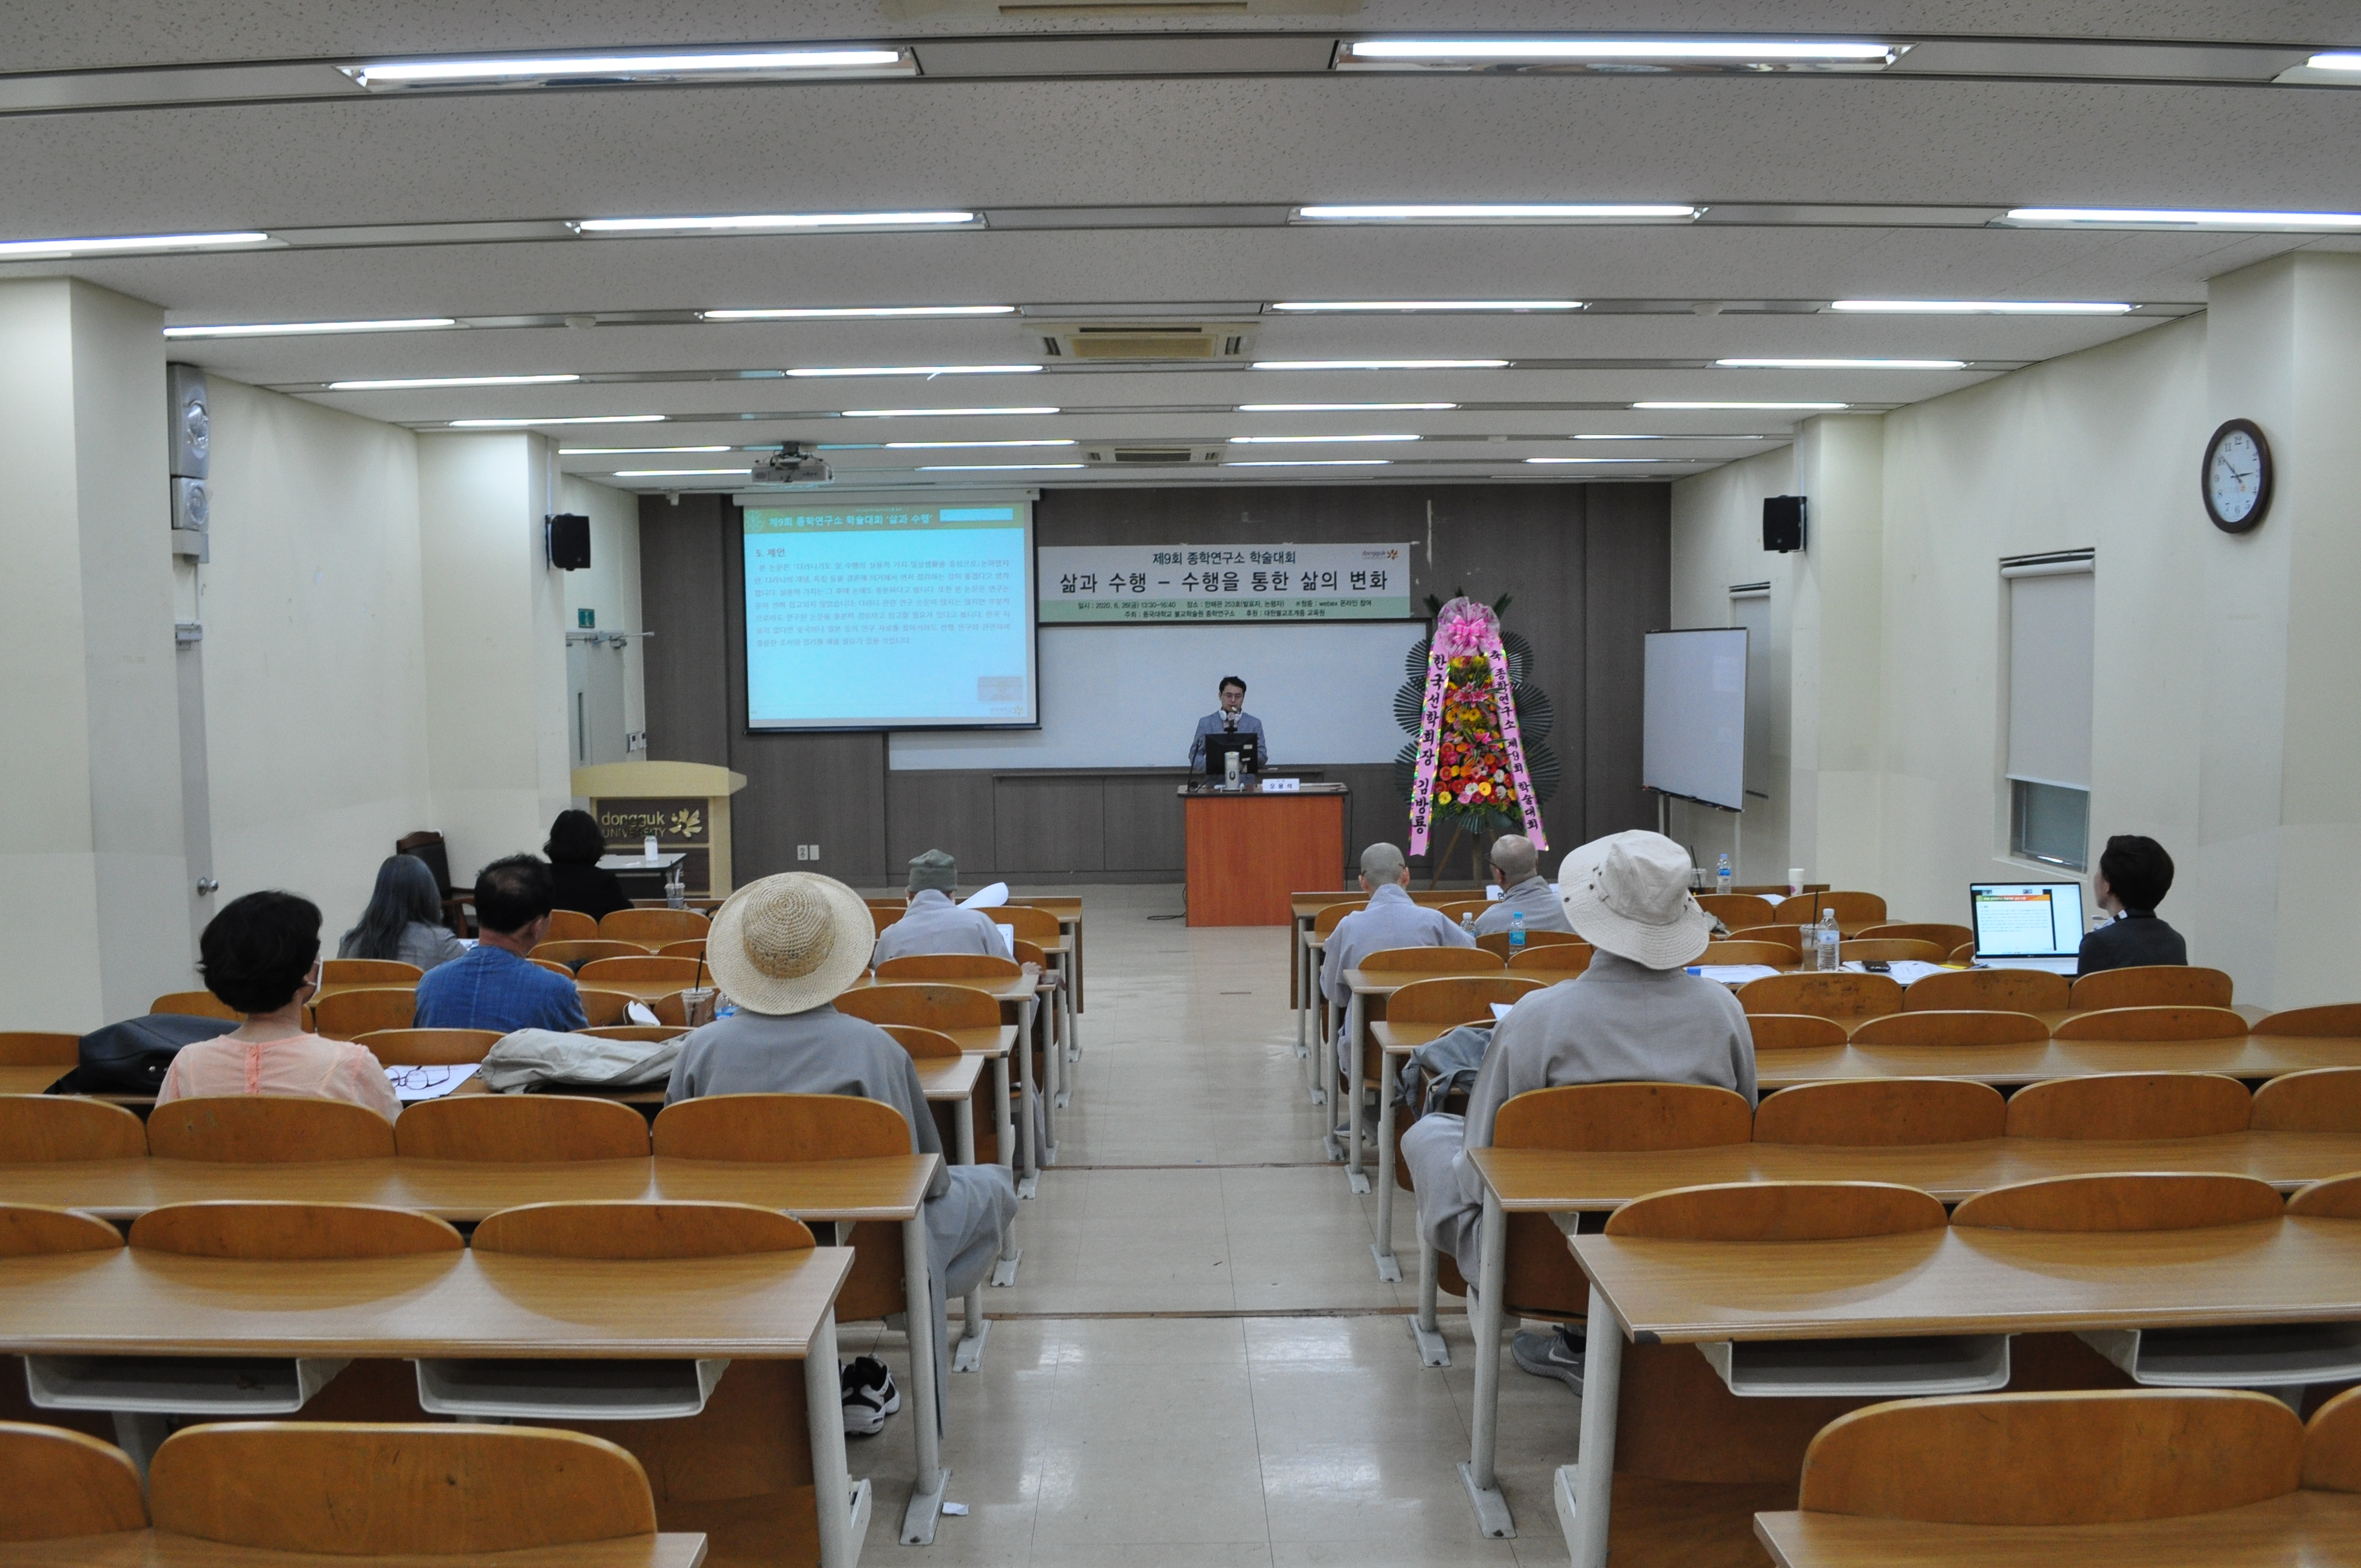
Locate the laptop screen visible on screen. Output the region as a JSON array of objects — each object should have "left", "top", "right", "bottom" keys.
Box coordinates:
[{"left": 1970, "top": 882, "right": 2087, "bottom": 957}]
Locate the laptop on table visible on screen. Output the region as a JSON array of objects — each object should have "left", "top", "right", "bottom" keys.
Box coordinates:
[{"left": 1969, "top": 881, "right": 2087, "bottom": 974}]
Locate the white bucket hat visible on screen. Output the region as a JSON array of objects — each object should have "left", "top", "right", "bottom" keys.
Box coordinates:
[
  {"left": 705, "top": 872, "right": 878, "bottom": 1016},
  {"left": 1558, "top": 830, "right": 1715, "bottom": 970}
]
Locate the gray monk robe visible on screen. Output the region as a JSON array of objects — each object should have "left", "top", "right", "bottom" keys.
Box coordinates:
[
  {"left": 665, "top": 1004, "right": 1019, "bottom": 1419},
  {"left": 1323, "top": 883, "right": 1475, "bottom": 1079},
  {"left": 1400, "top": 952, "right": 1757, "bottom": 1283},
  {"left": 873, "top": 888, "right": 1008, "bottom": 965},
  {"left": 1471, "top": 875, "right": 1574, "bottom": 938}
]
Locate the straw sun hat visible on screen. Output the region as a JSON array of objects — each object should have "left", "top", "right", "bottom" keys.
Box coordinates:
[
  {"left": 705, "top": 872, "right": 878, "bottom": 1016},
  {"left": 1557, "top": 830, "right": 1715, "bottom": 971}
]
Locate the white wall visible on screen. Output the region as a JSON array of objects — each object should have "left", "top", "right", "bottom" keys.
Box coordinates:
[
  {"left": 199, "top": 378, "right": 434, "bottom": 943},
  {"left": 560, "top": 473, "right": 648, "bottom": 749}
]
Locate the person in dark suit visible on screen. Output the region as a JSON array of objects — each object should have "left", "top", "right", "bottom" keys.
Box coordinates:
[
  {"left": 543, "top": 809, "right": 631, "bottom": 922},
  {"left": 2076, "top": 834, "right": 2188, "bottom": 976}
]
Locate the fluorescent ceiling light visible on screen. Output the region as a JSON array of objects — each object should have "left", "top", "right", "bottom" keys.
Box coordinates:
[
  {"left": 885, "top": 439, "right": 1076, "bottom": 448},
  {"left": 1635, "top": 400, "right": 1848, "bottom": 410},
  {"left": 1269, "top": 299, "right": 1582, "bottom": 312},
  {"left": 1235, "top": 402, "right": 1461, "bottom": 413},
  {"left": 703, "top": 304, "right": 1015, "bottom": 320},
  {"left": 1294, "top": 204, "right": 1696, "bottom": 224},
  {"left": 575, "top": 211, "right": 978, "bottom": 235},
  {"left": 562, "top": 445, "right": 733, "bottom": 455},
  {"left": 346, "top": 48, "right": 910, "bottom": 89},
  {"left": 840, "top": 406, "right": 1060, "bottom": 418},
  {"left": 2306, "top": 52, "right": 2361, "bottom": 72},
  {"left": 613, "top": 467, "right": 753, "bottom": 477},
  {"left": 1226, "top": 459, "right": 1392, "bottom": 467},
  {"left": 1716, "top": 357, "right": 1966, "bottom": 370},
  {"left": 165, "top": 317, "right": 458, "bottom": 339},
  {"left": 1526, "top": 456, "right": 1660, "bottom": 464},
  {"left": 916, "top": 462, "right": 1086, "bottom": 471},
  {"left": 2002, "top": 207, "right": 2361, "bottom": 230},
  {"left": 1252, "top": 358, "right": 1508, "bottom": 371},
  {"left": 1575, "top": 433, "right": 1767, "bottom": 440},
  {"left": 0, "top": 230, "right": 270, "bottom": 260},
  {"left": 450, "top": 413, "right": 666, "bottom": 427},
  {"left": 330, "top": 372, "right": 577, "bottom": 391},
  {"left": 1341, "top": 38, "right": 1897, "bottom": 64},
  {"left": 786, "top": 363, "right": 1041, "bottom": 378},
  {"left": 1228, "top": 433, "right": 1420, "bottom": 444},
  {"left": 1829, "top": 299, "right": 2134, "bottom": 315}
]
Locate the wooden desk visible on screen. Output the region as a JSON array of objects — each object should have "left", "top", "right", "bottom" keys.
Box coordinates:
[
  {"left": 0, "top": 1533, "right": 710, "bottom": 1568},
  {"left": 0, "top": 1244, "right": 859, "bottom": 1567},
  {"left": 847, "top": 974, "right": 1042, "bottom": 1186},
  {"left": 1543, "top": 1216, "right": 2361, "bottom": 1568},
  {"left": 1008, "top": 896, "right": 1084, "bottom": 1015},
  {"left": 1759, "top": 1032, "right": 2361, "bottom": 1085},
  {"left": 1753, "top": 1491, "right": 2361, "bottom": 1568},
  {"left": 1182, "top": 787, "right": 1347, "bottom": 927}
]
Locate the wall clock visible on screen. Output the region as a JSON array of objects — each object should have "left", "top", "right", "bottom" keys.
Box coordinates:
[{"left": 2202, "top": 418, "right": 2272, "bottom": 534}]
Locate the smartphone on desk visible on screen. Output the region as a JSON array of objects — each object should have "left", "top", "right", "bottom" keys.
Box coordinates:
[{"left": 1860, "top": 959, "right": 1892, "bottom": 973}]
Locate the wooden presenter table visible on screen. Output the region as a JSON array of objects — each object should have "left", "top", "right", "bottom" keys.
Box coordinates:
[{"left": 1181, "top": 783, "right": 1348, "bottom": 927}]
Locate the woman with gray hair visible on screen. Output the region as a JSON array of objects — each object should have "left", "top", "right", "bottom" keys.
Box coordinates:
[{"left": 337, "top": 853, "right": 465, "bottom": 971}]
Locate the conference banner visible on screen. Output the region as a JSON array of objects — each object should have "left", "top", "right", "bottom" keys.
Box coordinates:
[{"left": 1039, "top": 542, "right": 1413, "bottom": 622}]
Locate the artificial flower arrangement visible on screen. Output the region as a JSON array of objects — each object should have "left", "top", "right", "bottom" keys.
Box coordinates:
[{"left": 1393, "top": 593, "right": 1560, "bottom": 880}]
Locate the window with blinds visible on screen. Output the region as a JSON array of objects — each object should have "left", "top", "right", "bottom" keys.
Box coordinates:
[{"left": 2003, "top": 554, "right": 2095, "bottom": 869}]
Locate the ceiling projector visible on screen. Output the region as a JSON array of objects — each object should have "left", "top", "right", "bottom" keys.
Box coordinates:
[{"left": 752, "top": 444, "right": 833, "bottom": 486}]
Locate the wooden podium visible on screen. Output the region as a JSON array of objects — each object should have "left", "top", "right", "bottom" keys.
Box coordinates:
[
  {"left": 571, "top": 761, "right": 749, "bottom": 897},
  {"left": 1182, "top": 784, "right": 1348, "bottom": 927}
]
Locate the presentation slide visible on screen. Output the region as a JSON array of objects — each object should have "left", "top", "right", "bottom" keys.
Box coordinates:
[
  {"left": 1642, "top": 628, "right": 1749, "bottom": 812},
  {"left": 742, "top": 500, "right": 1036, "bottom": 731}
]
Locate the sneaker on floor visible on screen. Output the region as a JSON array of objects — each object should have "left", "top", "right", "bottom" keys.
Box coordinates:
[
  {"left": 1511, "top": 1326, "right": 1585, "bottom": 1395},
  {"left": 840, "top": 1355, "right": 900, "bottom": 1435}
]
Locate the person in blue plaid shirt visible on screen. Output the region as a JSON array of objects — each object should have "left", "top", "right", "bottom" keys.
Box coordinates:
[{"left": 415, "top": 855, "right": 587, "bottom": 1034}]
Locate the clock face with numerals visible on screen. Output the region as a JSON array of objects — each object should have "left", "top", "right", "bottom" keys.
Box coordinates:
[{"left": 2203, "top": 418, "right": 2272, "bottom": 533}]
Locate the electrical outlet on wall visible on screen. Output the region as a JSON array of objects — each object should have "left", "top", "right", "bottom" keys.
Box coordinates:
[{"left": 795, "top": 844, "right": 822, "bottom": 862}]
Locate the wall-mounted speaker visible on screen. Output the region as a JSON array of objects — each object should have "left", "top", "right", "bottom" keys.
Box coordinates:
[
  {"left": 1763, "top": 495, "right": 1806, "bottom": 553},
  {"left": 546, "top": 513, "right": 591, "bottom": 571},
  {"left": 166, "top": 363, "right": 209, "bottom": 479}
]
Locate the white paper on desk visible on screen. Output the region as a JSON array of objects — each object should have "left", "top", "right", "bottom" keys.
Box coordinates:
[
  {"left": 1489, "top": 1001, "right": 1515, "bottom": 1021},
  {"left": 1843, "top": 960, "right": 1953, "bottom": 985},
  {"left": 961, "top": 882, "right": 1009, "bottom": 910},
  {"left": 388, "top": 1063, "right": 479, "bottom": 1103},
  {"left": 1691, "top": 963, "right": 1782, "bottom": 986},
  {"left": 993, "top": 922, "right": 1016, "bottom": 959},
  {"left": 626, "top": 1000, "right": 661, "bottom": 1025}
]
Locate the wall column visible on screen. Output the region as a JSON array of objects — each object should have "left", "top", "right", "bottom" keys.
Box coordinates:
[
  {"left": 1786, "top": 413, "right": 1887, "bottom": 892},
  {"left": 0, "top": 278, "right": 189, "bottom": 1027}
]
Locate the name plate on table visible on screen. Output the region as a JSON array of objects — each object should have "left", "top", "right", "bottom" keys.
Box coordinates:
[{"left": 1259, "top": 777, "right": 1302, "bottom": 793}]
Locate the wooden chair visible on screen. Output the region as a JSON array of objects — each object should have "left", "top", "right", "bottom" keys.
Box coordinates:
[
  {"left": 1849, "top": 1009, "right": 2049, "bottom": 1047},
  {"left": 145, "top": 1096, "right": 397, "bottom": 1162},
  {"left": 1773, "top": 891, "right": 1888, "bottom": 927},
  {"left": 474, "top": 1199, "right": 813, "bottom": 1258},
  {"left": 600, "top": 907, "right": 710, "bottom": 946},
  {"left": 1476, "top": 927, "right": 1586, "bottom": 959},
  {"left": 1754, "top": 1080, "right": 2006, "bottom": 1145},
  {"left": 2051, "top": 1005, "right": 2250, "bottom": 1042},
  {"left": 1380, "top": 975, "right": 1548, "bottom": 1134},
  {"left": 880, "top": 1025, "right": 995, "bottom": 1163},
  {"left": 0, "top": 1097, "right": 146, "bottom": 1161},
  {"left": 2287, "top": 1172, "right": 2361, "bottom": 1219},
  {"left": 1435, "top": 900, "right": 1491, "bottom": 927},
  {"left": 1838, "top": 938, "right": 1946, "bottom": 963},
  {"left": 579, "top": 1024, "right": 687, "bottom": 1044},
  {"left": 1699, "top": 940, "right": 1793, "bottom": 966},
  {"left": 1746, "top": 1013, "right": 1848, "bottom": 1049},
  {"left": 311, "top": 986, "right": 415, "bottom": 1041},
  {"left": 1737, "top": 971, "right": 1903, "bottom": 1021},
  {"left": 1697, "top": 893, "right": 1776, "bottom": 930},
  {"left": 1949, "top": 941, "right": 1978, "bottom": 962},
  {"left": 0, "top": 1422, "right": 149, "bottom": 1541},
  {"left": 1360, "top": 944, "right": 1504, "bottom": 978},
  {"left": 542, "top": 909, "right": 600, "bottom": 943},
  {"left": 870, "top": 905, "right": 902, "bottom": 937},
  {"left": 1951, "top": 1172, "right": 2284, "bottom": 1231},
  {"left": 575, "top": 956, "right": 703, "bottom": 986},
  {"left": 2003, "top": 1072, "right": 2251, "bottom": 1140},
  {"left": 395, "top": 1096, "right": 651, "bottom": 1161},
  {"left": 1507, "top": 943, "right": 1593, "bottom": 977},
  {"left": 656, "top": 938, "right": 707, "bottom": 960},
  {"left": 320, "top": 959, "right": 422, "bottom": 986},
  {"left": 2254, "top": 1004, "right": 2361, "bottom": 1038},
  {"left": 995, "top": 906, "right": 1063, "bottom": 943},
  {"left": 530, "top": 939, "right": 645, "bottom": 971},
  {"left": 837, "top": 982, "right": 1003, "bottom": 1035},
  {"left": 1854, "top": 922, "right": 1974, "bottom": 954},
  {"left": 575, "top": 989, "right": 637, "bottom": 1027},
  {"left": 1727, "top": 924, "right": 1805, "bottom": 955},
  {"left": 882, "top": 1024, "right": 962, "bottom": 1061},
  {"left": 354, "top": 1028, "right": 501, "bottom": 1066},
  {"left": 876, "top": 953, "right": 1022, "bottom": 982},
  {"left": 145, "top": 1423, "right": 659, "bottom": 1556},
  {"left": 1789, "top": 1389, "right": 2304, "bottom": 1526},
  {"left": 2310, "top": 1385, "right": 2361, "bottom": 1490},
  {"left": 530, "top": 957, "right": 574, "bottom": 977},
  {"left": 1605, "top": 1179, "right": 1950, "bottom": 1240},
  {"left": 128, "top": 1201, "right": 462, "bottom": 1259},
  {"left": 149, "top": 990, "right": 237, "bottom": 1021},
  {"left": 0, "top": 1032, "right": 78, "bottom": 1069},
  {"left": 2252, "top": 1068, "right": 2361, "bottom": 1134},
  {"left": 0, "top": 1203, "right": 127, "bottom": 1256},
  {"left": 1903, "top": 966, "right": 2070, "bottom": 1013},
  {"left": 2069, "top": 965, "right": 2235, "bottom": 1011}
]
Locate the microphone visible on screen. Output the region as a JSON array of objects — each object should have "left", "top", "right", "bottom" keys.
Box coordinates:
[{"left": 1223, "top": 714, "right": 1237, "bottom": 733}]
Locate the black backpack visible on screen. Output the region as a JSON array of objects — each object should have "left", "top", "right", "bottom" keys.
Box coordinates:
[{"left": 57, "top": 1014, "right": 241, "bottom": 1095}]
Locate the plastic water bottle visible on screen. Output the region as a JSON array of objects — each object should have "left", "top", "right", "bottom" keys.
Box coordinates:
[
  {"left": 1509, "top": 910, "right": 1526, "bottom": 951},
  {"left": 1816, "top": 910, "right": 1840, "bottom": 972},
  {"left": 643, "top": 834, "right": 659, "bottom": 863},
  {"left": 1461, "top": 912, "right": 1477, "bottom": 939},
  {"left": 1716, "top": 853, "right": 1732, "bottom": 897}
]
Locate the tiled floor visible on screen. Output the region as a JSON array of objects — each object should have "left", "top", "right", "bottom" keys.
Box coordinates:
[{"left": 844, "top": 884, "right": 1585, "bottom": 1566}]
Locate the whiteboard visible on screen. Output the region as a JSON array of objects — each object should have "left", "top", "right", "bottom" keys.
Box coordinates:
[
  {"left": 889, "top": 621, "right": 1423, "bottom": 770},
  {"left": 1643, "top": 628, "right": 1748, "bottom": 812}
]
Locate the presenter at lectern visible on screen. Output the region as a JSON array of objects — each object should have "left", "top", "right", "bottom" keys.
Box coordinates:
[{"left": 1188, "top": 676, "right": 1270, "bottom": 772}]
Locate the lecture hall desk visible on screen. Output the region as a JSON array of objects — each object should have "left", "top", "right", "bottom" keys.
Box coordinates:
[
  {"left": 846, "top": 971, "right": 1049, "bottom": 1184},
  {"left": 1752, "top": 1494, "right": 2361, "bottom": 1568},
  {"left": 0, "top": 1238, "right": 865, "bottom": 1567},
  {"left": 1555, "top": 1212, "right": 2361, "bottom": 1568},
  {"left": 0, "top": 1533, "right": 709, "bottom": 1568}
]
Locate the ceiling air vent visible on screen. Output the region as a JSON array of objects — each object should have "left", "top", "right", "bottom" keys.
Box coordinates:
[
  {"left": 1040, "top": 322, "right": 1258, "bottom": 362},
  {"left": 1080, "top": 444, "right": 1226, "bottom": 467}
]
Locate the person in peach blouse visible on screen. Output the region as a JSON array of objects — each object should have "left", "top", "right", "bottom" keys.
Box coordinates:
[{"left": 156, "top": 890, "right": 402, "bottom": 1121}]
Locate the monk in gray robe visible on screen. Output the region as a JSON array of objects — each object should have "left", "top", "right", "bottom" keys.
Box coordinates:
[
  {"left": 874, "top": 848, "right": 1010, "bottom": 965},
  {"left": 1470, "top": 834, "right": 1575, "bottom": 938}
]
